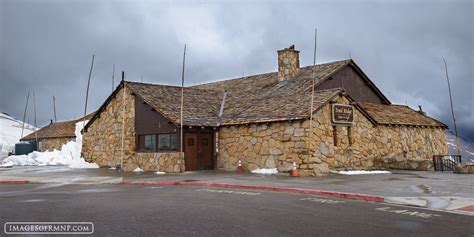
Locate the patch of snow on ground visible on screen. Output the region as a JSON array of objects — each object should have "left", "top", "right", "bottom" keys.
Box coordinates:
[
  {"left": 336, "top": 170, "right": 391, "bottom": 175},
  {"left": 155, "top": 171, "right": 166, "bottom": 175},
  {"left": 251, "top": 168, "right": 278, "bottom": 174},
  {"left": 133, "top": 167, "right": 144, "bottom": 172},
  {"left": 1, "top": 121, "right": 98, "bottom": 169},
  {"left": 0, "top": 112, "right": 36, "bottom": 160}
]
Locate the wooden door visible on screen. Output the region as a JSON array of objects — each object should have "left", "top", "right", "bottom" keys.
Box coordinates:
[
  {"left": 198, "top": 133, "right": 213, "bottom": 170},
  {"left": 184, "top": 133, "right": 198, "bottom": 171}
]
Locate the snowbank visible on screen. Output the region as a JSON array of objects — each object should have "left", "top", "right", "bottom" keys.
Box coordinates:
[
  {"left": 335, "top": 170, "right": 391, "bottom": 175},
  {"left": 1, "top": 121, "right": 98, "bottom": 169},
  {"left": 251, "top": 168, "right": 278, "bottom": 174},
  {"left": 133, "top": 167, "right": 144, "bottom": 172},
  {"left": 0, "top": 112, "right": 36, "bottom": 159},
  {"left": 155, "top": 171, "right": 166, "bottom": 175}
]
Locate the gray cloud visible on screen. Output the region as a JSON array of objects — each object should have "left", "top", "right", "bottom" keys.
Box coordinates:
[{"left": 1, "top": 0, "right": 473, "bottom": 141}]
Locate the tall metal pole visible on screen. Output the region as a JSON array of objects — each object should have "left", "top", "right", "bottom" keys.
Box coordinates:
[
  {"left": 53, "top": 96, "right": 57, "bottom": 122},
  {"left": 21, "top": 91, "right": 30, "bottom": 138},
  {"left": 180, "top": 44, "right": 187, "bottom": 171},
  {"left": 121, "top": 71, "right": 126, "bottom": 170},
  {"left": 443, "top": 58, "right": 460, "bottom": 156},
  {"left": 307, "top": 29, "right": 317, "bottom": 163},
  {"left": 82, "top": 54, "right": 95, "bottom": 130},
  {"left": 33, "top": 91, "right": 38, "bottom": 147}
]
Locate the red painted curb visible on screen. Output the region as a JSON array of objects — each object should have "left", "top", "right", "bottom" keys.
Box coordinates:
[
  {"left": 121, "top": 180, "right": 385, "bottom": 203},
  {"left": 0, "top": 180, "right": 29, "bottom": 184}
]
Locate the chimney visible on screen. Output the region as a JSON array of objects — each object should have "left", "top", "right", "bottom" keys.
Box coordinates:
[{"left": 277, "top": 45, "right": 300, "bottom": 82}]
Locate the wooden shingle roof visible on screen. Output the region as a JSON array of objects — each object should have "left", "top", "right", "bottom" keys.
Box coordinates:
[
  {"left": 193, "top": 60, "right": 351, "bottom": 124},
  {"left": 126, "top": 82, "right": 223, "bottom": 126},
  {"left": 359, "top": 102, "right": 447, "bottom": 127},
  {"left": 84, "top": 59, "right": 446, "bottom": 129},
  {"left": 21, "top": 113, "right": 95, "bottom": 141}
]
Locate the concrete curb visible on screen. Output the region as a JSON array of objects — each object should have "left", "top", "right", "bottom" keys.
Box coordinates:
[
  {"left": 0, "top": 180, "right": 29, "bottom": 184},
  {"left": 121, "top": 180, "right": 385, "bottom": 203}
]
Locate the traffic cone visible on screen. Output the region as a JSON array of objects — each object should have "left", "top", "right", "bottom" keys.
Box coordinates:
[
  {"left": 291, "top": 162, "right": 299, "bottom": 177},
  {"left": 236, "top": 160, "right": 244, "bottom": 173}
]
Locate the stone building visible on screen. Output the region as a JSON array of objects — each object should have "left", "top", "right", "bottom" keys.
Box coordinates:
[
  {"left": 22, "top": 113, "right": 94, "bottom": 152},
  {"left": 82, "top": 45, "right": 448, "bottom": 175}
]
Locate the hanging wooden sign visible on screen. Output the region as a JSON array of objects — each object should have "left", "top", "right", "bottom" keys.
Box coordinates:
[{"left": 332, "top": 104, "right": 353, "bottom": 124}]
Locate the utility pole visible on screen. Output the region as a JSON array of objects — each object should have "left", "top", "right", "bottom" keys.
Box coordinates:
[{"left": 443, "top": 58, "right": 460, "bottom": 156}]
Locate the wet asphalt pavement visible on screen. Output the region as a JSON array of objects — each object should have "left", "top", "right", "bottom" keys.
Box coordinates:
[{"left": 0, "top": 184, "right": 472, "bottom": 236}]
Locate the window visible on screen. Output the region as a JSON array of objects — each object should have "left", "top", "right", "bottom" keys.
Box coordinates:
[
  {"left": 138, "top": 133, "right": 177, "bottom": 152},
  {"left": 158, "top": 133, "right": 177, "bottom": 152},
  {"left": 144, "top": 135, "right": 157, "bottom": 152}
]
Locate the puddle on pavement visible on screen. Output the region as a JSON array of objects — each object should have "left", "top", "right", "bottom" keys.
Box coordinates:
[
  {"left": 410, "top": 184, "right": 432, "bottom": 194},
  {"left": 386, "top": 177, "right": 404, "bottom": 181},
  {"left": 74, "top": 188, "right": 118, "bottom": 193},
  {"left": 18, "top": 199, "right": 45, "bottom": 203}
]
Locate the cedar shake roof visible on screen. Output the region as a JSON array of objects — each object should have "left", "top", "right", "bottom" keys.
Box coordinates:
[
  {"left": 21, "top": 113, "right": 95, "bottom": 141},
  {"left": 194, "top": 60, "right": 352, "bottom": 124},
  {"left": 121, "top": 60, "right": 351, "bottom": 126},
  {"left": 359, "top": 102, "right": 447, "bottom": 127},
  {"left": 126, "top": 82, "right": 223, "bottom": 126},
  {"left": 85, "top": 59, "right": 445, "bottom": 129}
]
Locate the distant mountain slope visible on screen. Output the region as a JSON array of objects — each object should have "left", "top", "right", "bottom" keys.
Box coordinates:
[
  {"left": 446, "top": 131, "right": 474, "bottom": 163},
  {"left": 0, "top": 112, "right": 37, "bottom": 159}
]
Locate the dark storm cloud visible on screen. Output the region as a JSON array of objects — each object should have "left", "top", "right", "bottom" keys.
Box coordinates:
[{"left": 1, "top": 0, "right": 473, "bottom": 141}]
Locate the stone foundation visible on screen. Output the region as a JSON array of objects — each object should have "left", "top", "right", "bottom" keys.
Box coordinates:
[
  {"left": 217, "top": 95, "right": 447, "bottom": 176},
  {"left": 124, "top": 152, "right": 184, "bottom": 172}
]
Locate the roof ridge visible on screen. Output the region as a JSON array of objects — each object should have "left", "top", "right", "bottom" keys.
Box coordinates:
[
  {"left": 127, "top": 80, "right": 225, "bottom": 93},
  {"left": 192, "top": 59, "right": 352, "bottom": 88}
]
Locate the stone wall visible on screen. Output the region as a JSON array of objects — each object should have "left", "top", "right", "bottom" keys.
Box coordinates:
[
  {"left": 38, "top": 137, "right": 74, "bottom": 152},
  {"left": 82, "top": 85, "right": 183, "bottom": 172},
  {"left": 130, "top": 152, "right": 184, "bottom": 172},
  {"left": 217, "top": 95, "right": 447, "bottom": 176}
]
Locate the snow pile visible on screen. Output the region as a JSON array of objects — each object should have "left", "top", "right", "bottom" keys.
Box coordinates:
[
  {"left": 251, "top": 168, "right": 278, "bottom": 174},
  {"left": 155, "top": 171, "right": 166, "bottom": 175},
  {"left": 133, "top": 167, "right": 144, "bottom": 172},
  {"left": 0, "top": 112, "right": 36, "bottom": 160},
  {"left": 1, "top": 121, "right": 98, "bottom": 169},
  {"left": 335, "top": 170, "right": 391, "bottom": 175},
  {"left": 446, "top": 131, "right": 474, "bottom": 163}
]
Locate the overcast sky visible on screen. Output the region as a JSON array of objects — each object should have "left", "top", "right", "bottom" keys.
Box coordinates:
[{"left": 1, "top": 0, "right": 473, "bottom": 142}]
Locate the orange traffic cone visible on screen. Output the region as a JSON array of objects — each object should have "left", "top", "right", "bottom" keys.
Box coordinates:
[
  {"left": 291, "top": 162, "right": 299, "bottom": 177},
  {"left": 236, "top": 160, "right": 244, "bottom": 173}
]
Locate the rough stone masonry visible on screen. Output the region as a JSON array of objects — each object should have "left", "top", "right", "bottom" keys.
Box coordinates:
[{"left": 217, "top": 95, "right": 447, "bottom": 176}]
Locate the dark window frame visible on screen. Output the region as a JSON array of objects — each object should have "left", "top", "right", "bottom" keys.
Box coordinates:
[
  {"left": 158, "top": 133, "right": 177, "bottom": 152},
  {"left": 137, "top": 132, "right": 178, "bottom": 153}
]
